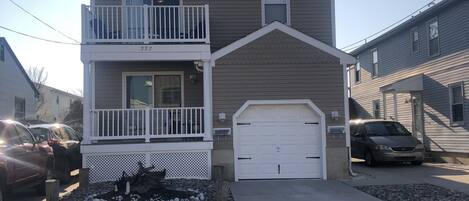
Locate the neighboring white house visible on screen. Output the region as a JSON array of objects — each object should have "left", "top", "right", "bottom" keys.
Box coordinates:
[
  {"left": 0, "top": 37, "right": 39, "bottom": 120},
  {"left": 36, "top": 85, "right": 83, "bottom": 123}
]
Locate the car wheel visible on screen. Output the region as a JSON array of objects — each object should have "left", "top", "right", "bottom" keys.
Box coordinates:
[
  {"left": 57, "top": 160, "right": 71, "bottom": 184},
  {"left": 412, "top": 161, "right": 423, "bottom": 166},
  {"left": 364, "top": 151, "right": 376, "bottom": 167}
]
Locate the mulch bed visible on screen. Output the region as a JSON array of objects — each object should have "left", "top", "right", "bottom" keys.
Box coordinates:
[{"left": 355, "top": 183, "right": 469, "bottom": 201}]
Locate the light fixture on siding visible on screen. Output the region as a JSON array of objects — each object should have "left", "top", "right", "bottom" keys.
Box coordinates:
[
  {"left": 218, "top": 112, "right": 227, "bottom": 122},
  {"left": 331, "top": 111, "right": 339, "bottom": 121},
  {"left": 189, "top": 74, "right": 198, "bottom": 84}
]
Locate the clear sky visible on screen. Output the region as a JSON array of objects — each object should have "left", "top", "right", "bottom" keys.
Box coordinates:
[{"left": 0, "top": 0, "right": 431, "bottom": 94}]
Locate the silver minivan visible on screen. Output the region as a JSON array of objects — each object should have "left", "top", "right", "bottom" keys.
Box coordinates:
[{"left": 350, "top": 120, "right": 425, "bottom": 166}]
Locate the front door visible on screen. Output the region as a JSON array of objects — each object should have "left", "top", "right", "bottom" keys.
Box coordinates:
[{"left": 411, "top": 93, "right": 424, "bottom": 142}]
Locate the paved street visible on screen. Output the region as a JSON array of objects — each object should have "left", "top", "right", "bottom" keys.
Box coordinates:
[{"left": 346, "top": 161, "right": 469, "bottom": 195}]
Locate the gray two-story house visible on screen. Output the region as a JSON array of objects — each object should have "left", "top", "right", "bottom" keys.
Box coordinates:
[
  {"left": 80, "top": 0, "right": 355, "bottom": 182},
  {"left": 350, "top": 0, "right": 469, "bottom": 163},
  {"left": 0, "top": 37, "right": 39, "bottom": 121}
]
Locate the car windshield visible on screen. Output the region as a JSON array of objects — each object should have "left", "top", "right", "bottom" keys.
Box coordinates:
[
  {"left": 364, "top": 122, "right": 411, "bottom": 136},
  {"left": 29, "top": 127, "right": 50, "bottom": 141}
]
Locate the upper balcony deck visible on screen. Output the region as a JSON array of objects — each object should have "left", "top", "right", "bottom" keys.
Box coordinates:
[{"left": 81, "top": 4, "right": 210, "bottom": 44}]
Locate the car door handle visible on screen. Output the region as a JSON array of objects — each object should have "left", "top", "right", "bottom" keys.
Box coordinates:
[
  {"left": 306, "top": 157, "right": 321, "bottom": 159},
  {"left": 238, "top": 157, "right": 252, "bottom": 160}
]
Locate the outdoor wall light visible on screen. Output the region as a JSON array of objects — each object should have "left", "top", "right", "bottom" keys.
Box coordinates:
[
  {"left": 218, "top": 112, "right": 227, "bottom": 122},
  {"left": 331, "top": 111, "right": 339, "bottom": 121},
  {"left": 189, "top": 74, "right": 198, "bottom": 84}
]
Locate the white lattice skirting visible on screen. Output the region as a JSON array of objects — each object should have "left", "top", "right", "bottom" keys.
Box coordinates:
[{"left": 82, "top": 143, "right": 212, "bottom": 183}]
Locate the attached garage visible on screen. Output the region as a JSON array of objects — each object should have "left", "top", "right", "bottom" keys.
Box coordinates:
[{"left": 233, "top": 100, "right": 327, "bottom": 181}]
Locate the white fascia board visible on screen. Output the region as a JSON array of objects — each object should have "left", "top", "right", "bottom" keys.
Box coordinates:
[
  {"left": 81, "top": 44, "right": 211, "bottom": 62},
  {"left": 212, "top": 22, "right": 355, "bottom": 65},
  {"left": 81, "top": 141, "right": 213, "bottom": 154}
]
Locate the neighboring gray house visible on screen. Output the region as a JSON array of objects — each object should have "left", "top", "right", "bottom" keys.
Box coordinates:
[
  {"left": 349, "top": 0, "right": 469, "bottom": 163},
  {"left": 0, "top": 37, "right": 39, "bottom": 121},
  {"left": 36, "top": 84, "right": 83, "bottom": 123},
  {"left": 80, "top": 0, "right": 355, "bottom": 183}
]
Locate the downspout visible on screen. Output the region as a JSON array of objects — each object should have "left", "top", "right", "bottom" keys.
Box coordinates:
[{"left": 344, "top": 64, "right": 356, "bottom": 177}]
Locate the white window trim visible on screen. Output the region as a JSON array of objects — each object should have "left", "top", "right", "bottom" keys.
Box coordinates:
[
  {"left": 354, "top": 59, "right": 361, "bottom": 84},
  {"left": 261, "top": 0, "right": 291, "bottom": 26},
  {"left": 122, "top": 71, "right": 185, "bottom": 109},
  {"left": 449, "top": 81, "right": 465, "bottom": 126},
  {"left": 371, "top": 48, "right": 379, "bottom": 78},
  {"left": 427, "top": 18, "right": 440, "bottom": 57}
]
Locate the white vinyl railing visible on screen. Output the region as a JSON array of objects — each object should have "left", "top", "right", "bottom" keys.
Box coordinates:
[
  {"left": 91, "top": 107, "right": 205, "bottom": 141},
  {"left": 81, "top": 4, "right": 210, "bottom": 43}
]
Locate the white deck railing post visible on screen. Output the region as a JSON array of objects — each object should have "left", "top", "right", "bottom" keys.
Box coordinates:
[
  {"left": 143, "top": 5, "right": 149, "bottom": 44},
  {"left": 203, "top": 60, "right": 213, "bottom": 141},
  {"left": 82, "top": 61, "right": 92, "bottom": 145},
  {"left": 81, "top": 5, "right": 88, "bottom": 44},
  {"left": 204, "top": 5, "right": 210, "bottom": 44},
  {"left": 145, "top": 107, "right": 151, "bottom": 142}
]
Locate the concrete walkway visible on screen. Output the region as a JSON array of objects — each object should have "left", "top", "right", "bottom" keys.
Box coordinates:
[
  {"left": 231, "top": 179, "right": 381, "bottom": 201},
  {"left": 345, "top": 162, "right": 469, "bottom": 195}
]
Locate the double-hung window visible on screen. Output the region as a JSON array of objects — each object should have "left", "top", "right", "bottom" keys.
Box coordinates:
[
  {"left": 411, "top": 28, "right": 419, "bottom": 53},
  {"left": 262, "top": 0, "right": 290, "bottom": 26},
  {"left": 0, "top": 44, "right": 4, "bottom": 62},
  {"left": 372, "top": 100, "right": 380, "bottom": 119},
  {"left": 428, "top": 19, "right": 440, "bottom": 56},
  {"left": 449, "top": 82, "right": 464, "bottom": 125},
  {"left": 14, "top": 97, "right": 25, "bottom": 120},
  {"left": 354, "top": 60, "right": 361, "bottom": 84},
  {"left": 371, "top": 49, "right": 379, "bottom": 78}
]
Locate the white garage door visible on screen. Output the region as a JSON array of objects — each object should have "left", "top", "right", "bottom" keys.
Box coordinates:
[{"left": 235, "top": 104, "right": 323, "bottom": 180}]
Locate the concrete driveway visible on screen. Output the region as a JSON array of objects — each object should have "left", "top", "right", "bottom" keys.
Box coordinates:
[
  {"left": 231, "top": 179, "right": 380, "bottom": 201},
  {"left": 346, "top": 161, "right": 469, "bottom": 195}
]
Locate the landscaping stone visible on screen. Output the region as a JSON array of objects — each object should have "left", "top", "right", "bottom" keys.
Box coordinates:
[
  {"left": 61, "top": 179, "right": 233, "bottom": 201},
  {"left": 355, "top": 183, "right": 469, "bottom": 201}
]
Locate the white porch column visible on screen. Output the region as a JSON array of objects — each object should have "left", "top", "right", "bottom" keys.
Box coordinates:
[
  {"left": 393, "top": 91, "right": 398, "bottom": 121},
  {"left": 203, "top": 60, "right": 213, "bottom": 141},
  {"left": 82, "top": 61, "right": 92, "bottom": 144}
]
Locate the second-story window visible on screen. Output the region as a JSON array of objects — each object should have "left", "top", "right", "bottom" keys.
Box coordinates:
[
  {"left": 355, "top": 60, "right": 361, "bottom": 84},
  {"left": 429, "top": 19, "right": 440, "bottom": 56},
  {"left": 0, "top": 44, "right": 4, "bottom": 62},
  {"left": 262, "top": 0, "right": 290, "bottom": 26},
  {"left": 411, "top": 28, "right": 419, "bottom": 53},
  {"left": 371, "top": 49, "right": 379, "bottom": 78}
]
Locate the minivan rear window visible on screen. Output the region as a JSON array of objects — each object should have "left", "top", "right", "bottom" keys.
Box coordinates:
[{"left": 365, "top": 122, "right": 411, "bottom": 136}]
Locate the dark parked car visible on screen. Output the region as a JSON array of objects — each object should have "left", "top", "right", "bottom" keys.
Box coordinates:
[
  {"left": 350, "top": 120, "right": 424, "bottom": 166},
  {"left": 0, "top": 120, "right": 54, "bottom": 200},
  {"left": 29, "top": 124, "right": 82, "bottom": 183}
]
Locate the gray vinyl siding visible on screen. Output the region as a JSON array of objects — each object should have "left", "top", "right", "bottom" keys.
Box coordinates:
[
  {"left": 352, "top": 0, "right": 469, "bottom": 79},
  {"left": 350, "top": 0, "right": 469, "bottom": 153},
  {"left": 94, "top": 0, "right": 334, "bottom": 50},
  {"left": 0, "top": 41, "right": 36, "bottom": 120},
  {"left": 213, "top": 30, "right": 345, "bottom": 150},
  {"left": 94, "top": 61, "right": 203, "bottom": 109},
  {"left": 351, "top": 50, "right": 469, "bottom": 153}
]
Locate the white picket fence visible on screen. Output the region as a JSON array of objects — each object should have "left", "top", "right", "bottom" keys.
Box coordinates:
[
  {"left": 81, "top": 4, "right": 210, "bottom": 43},
  {"left": 91, "top": 107, "right": 205, "bottom": 141}
]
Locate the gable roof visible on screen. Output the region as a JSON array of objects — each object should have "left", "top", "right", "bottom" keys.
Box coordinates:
[
  {"left": 212, "top": 21, "right": 356, "bottom": 65},
  {"left": 0, "top": 37, "right": 39, "bottom": 97},
  {"left": 350, "top": 0, "right": 460, "bottom": 56}
]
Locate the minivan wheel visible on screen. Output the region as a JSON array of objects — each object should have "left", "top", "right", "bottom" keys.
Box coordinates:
[{"left": 364, "top": 151, "right": 376, "bottom": 167}]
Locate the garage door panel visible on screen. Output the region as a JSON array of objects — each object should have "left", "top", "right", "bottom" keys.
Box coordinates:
[{"left": 236, "top": 103, "right": 323, "bottom": 180}]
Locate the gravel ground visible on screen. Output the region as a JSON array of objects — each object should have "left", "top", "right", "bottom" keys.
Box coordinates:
[
  {"left": 355, "top": 183, "right": 469, "bottom": 201},
  {"left": 62, "top": 179, "right": 233, "bottom": 201}
]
